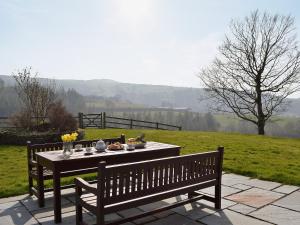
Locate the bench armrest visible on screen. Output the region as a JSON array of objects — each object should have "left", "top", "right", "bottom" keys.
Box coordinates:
[{"left": 74, "top": 177, "right": 97, "bottom": 195}]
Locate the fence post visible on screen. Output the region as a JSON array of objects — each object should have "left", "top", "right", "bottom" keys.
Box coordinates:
[
  {"left": 99, "top": 112, "right": 102, "bottom": 129},
  {"left": 156, "top": 122, "right": 159, "bottom": 129},
  {"left": 78, "top": 113, "right": 83, "bottom": 129},
  {"left": 102, "top": 112, "right": 106, "bottom": 129},
  {"left": 130, "top": 119, "right": 133, "bottom": 129}
]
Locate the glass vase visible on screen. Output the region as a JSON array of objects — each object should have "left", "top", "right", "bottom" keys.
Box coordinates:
[{"left": 63, "top": 142, "right": 73, "bottom": 158}]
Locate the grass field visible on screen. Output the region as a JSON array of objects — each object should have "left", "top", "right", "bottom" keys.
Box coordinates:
[{"left": 0, "top": 129, "right": 300, "bottom": 198}]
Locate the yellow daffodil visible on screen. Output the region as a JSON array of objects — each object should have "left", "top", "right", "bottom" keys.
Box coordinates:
[{"left": 61, "top": 132, "right": 78, "bottom": 142}]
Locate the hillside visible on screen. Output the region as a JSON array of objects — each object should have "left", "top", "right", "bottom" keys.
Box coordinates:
[
  {"left": 1, "top": 74, "right": 300, "bottom": 115},
  {"left": 0, "top": 129, "right": 299, "bottom": 197},
  {"left": 0, "top": 75, "right": 218, "bottom": 113}
]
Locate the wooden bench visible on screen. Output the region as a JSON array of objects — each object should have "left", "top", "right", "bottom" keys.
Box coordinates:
[
  {"left": 75, "top": 147, "right": 224, "bottom": 225},
  {"left": 27, "top": 135, "right": 126, "bottom": 197}
]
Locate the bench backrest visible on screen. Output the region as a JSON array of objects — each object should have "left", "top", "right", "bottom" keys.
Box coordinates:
[
  {"left": 98, "top": 147, "right": 223, "bottom": 205},
  {"left": 27, "top": 134, "right": 125, "bottom": 161}
]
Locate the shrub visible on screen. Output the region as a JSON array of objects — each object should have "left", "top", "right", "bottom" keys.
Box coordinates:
[
  {"left": 0, "top": 128, "right": 85, "bottom": 145},
  {"left": 76, "top": 129, "right": 85, "bottom": 141},
  {"left": 48, "top": 100, "right": 78, "bottom": 132},
  {"left": 9, "top": 110, "right": 32, "bottom": 130}
]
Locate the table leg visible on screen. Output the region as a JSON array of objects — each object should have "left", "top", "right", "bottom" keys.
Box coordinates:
[
  {"left": 37, "top": 164, "right": 45, "bottom": 207},
  {"left": 53, "top": 169, "right": 62, "bottom": 223}
]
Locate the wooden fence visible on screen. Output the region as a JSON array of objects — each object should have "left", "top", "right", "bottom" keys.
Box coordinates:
[
  {"left": 78, "top": 112, "right": 181, "bottom": 131},
  {"left": 0, "top": 113, "right": 182, "bottom": 131},
  {"left": 0, "top": 117, "right": 15, "bottom": 128}
]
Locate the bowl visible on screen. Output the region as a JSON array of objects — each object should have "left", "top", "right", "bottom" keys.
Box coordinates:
[{"left": 134, "top": 142, "right": 146, "bottom": 149}]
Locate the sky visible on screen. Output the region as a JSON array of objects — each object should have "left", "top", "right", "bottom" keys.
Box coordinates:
[{"left": 1, "top": 0, "right": 300, "bottom": 89}]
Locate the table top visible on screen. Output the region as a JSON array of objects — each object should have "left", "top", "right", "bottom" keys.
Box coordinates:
[{"left": 35, "top": 142, "right": 181, "bottom": 162}]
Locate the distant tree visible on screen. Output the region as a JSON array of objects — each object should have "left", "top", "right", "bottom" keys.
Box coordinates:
[
  {"left": 204, "top": 113, "right": 219, "bottom": 131},
  {"left": 12, "top": 67, "right": 56, "bottom": 129},
  {"left": 57, "top": 88, "right": 86, "bottom": 114},
  {"left": 0, "top": 79, "right": 4, "bottom": 90},
  {"left": 0, "top": 86, "right": 20, "bottom": 116},
  {"left": 199, "top": 10, "right": 300, "bottom": 135}
]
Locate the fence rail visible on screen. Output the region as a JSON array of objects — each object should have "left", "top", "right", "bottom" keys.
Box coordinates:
[
  {"left": 0, "top": 112, "right": 182, "bottom": 131},
  {"left": 79, "top": 112, "right": 182, "bottom": 130}
]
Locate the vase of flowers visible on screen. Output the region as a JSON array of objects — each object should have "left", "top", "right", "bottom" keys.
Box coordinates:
[{"left": 61, "top": 132, "right": 78, "bottom": 158}]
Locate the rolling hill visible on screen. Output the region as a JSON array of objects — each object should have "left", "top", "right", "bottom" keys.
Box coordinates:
[{"left": 1, "top": 74, "right": 300, "bottom": 116}]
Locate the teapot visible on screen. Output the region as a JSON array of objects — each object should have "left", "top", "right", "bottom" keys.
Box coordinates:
[{"left": 95, "top": 139, "right": 106, "bottom": 151}]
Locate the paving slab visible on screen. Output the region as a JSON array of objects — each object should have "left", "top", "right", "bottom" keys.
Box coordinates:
[
  {"left": 45, "top": 188, "right": 76, "bottom": 199},
  {"left": 198, "top": 185, "right": 241, "bottom": 197},
  {"left": 272, "top": 191, "right": 300, "bottom": 211},
  {"left": 222, "top": 174, "right": 250, "bottom": 186},
  {"left": 21, "top": 196, "right": 70, "bottom": 212},
  {"left": 0, "top": 201, "right": 22, "bottom": 210},
  {"left": 145, "top": 213, "right": 200, "bottom": 225},
  {"left": 0, "top": 205, "right": 39, "bottom": 225},
  {"left": 197, "top": 199, "right": 237, "bottom": 209},
  {"left": 31, "top": 203, "right": 75, "bottom": 219},
  {"left": 199, "top": 209, "right": 272, "bottom": 225},
  {"left": 228, "top": 203, "right": 256, "bottom": 214},
  {"left": 231, "top": 184, "right": 252, "bottom": 190},
  {"left": 162, "top": 195, "right": 188, "bottom": 204},
  {"left": 0, "top": 194, "right": 30, "bottom": 204},
  {"left": 37, "top": 210, "right": 95, "bottom": 225},
  {"left": 118, "top": 207, "right": 156, "bottom": 224},
  {"left": 242, "top": 179, "right": 281, "bottom": 190},
  {"left": 138, "top": 201, "right": 174, "bottom": 218},
  {"left": 250, "top": 205, "right": 300, "bottom": 225},
  {"left": 225, "top": 188, "right": 284, "bottom": 208},
  {"left": 172, "top": 201, "right": 217, "bottom": 220},
  {"left": 273, "top": 185, "right": 299, "bottom": 194},
  {"left": 171, "top": 197, "right": 238, "bottom": 221},
  {"left": 104, "top": 213, "right": 123, "bottom": 223}
]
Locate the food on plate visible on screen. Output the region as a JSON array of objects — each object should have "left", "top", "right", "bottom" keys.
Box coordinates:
[
  {"left": 127, "top": 138, "right": 142, "bottom": 145},
  {"left": 107, "top": 142, "right": 124, "bottom": 150},
  {"left": 127, "top": 134, "right": 146, "bottom": 145},
  {"left": 127, "top": 134, "right": 146, "bottom": 149}
]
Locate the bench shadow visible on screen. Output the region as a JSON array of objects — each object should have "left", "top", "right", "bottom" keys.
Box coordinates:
[
  {"left": 0, "top": 197, "right": 39, "bottom": 225},
  {"left": 0, "top": 194, "right": 234, "bottom": 225},
  {"left": 168, "top": 196, "right": 234, "bottom": 225}
]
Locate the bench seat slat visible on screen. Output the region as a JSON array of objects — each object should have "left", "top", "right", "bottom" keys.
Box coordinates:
[{"left": 105, "top": 179, "right": 216, "bottom": 214}]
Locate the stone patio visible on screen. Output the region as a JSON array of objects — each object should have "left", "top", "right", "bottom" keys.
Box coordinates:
[{"left": 0, "top": 173, "right": 299, "bottom": 225}]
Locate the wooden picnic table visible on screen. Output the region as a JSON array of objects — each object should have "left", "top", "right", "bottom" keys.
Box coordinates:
[{"left": 35, "top": 141, "right": 181, "bottom": 223}]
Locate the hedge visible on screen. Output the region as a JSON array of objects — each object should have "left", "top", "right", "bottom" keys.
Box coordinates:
[{"left": 0, "top": 129, "right": 85, "bottom": 145}]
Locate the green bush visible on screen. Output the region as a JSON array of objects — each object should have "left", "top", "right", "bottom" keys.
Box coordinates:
[{"left": 0, "top": 128, "right": 85, "bottom": 145}]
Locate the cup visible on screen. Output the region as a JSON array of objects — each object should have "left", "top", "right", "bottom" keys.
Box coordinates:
[
  {"left": 75, "top": 144, "right": 82, "bottom": 151},
  {"left": 127, "top": 144, "right": 135, "bottom": 151},
  {"left": 86, "top": 147, "right": 93, "bottom": 153}
]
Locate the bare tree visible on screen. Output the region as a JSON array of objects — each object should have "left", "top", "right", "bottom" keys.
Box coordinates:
[
  {"left": 199, "top": 10, "right": 300, "bottom": 135},
  {"left": 13, "top": 67, "right": 56, "bottom": 129}
]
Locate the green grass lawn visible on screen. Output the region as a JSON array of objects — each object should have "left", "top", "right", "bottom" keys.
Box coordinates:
[{"left": 0, "top": 129, "right": 300, "bottom": 198}]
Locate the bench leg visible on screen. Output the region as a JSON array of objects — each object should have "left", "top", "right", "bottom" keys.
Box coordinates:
[
  {"left": 96, "top": 213, "right": 105, "bottom": 225},
  {"left": 28, "top": 174, "right": 33, "bottom": 195},
  {"left": 75, "top": 186, "right": 83, "bottom": 225},
  {"left": 215, "top": 184, "right": 221, "bottom": 209},
  {"left": 76, "top": 202, "right": 83, "bottom": 225},
  {"left": 37, "top": 164, "right": 45, "bottom": 207},
  {"left": 53, "top": 170, "right": 62, "bottom": 223}
]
